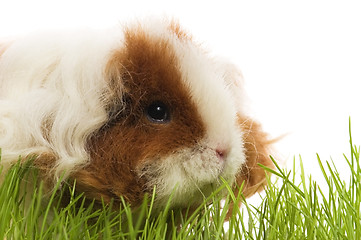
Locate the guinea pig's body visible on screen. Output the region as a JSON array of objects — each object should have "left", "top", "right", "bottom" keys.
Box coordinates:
[{"left": 0, "top": 19, "right": 272, "bottom": 209}]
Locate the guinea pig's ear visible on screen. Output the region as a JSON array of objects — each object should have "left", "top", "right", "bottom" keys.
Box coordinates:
[
  {"left": 216, "top": 60, "right": 250, "bottom": 114},
  {"left": 235, "top": 115, "right": 274, "bottom": 197}
]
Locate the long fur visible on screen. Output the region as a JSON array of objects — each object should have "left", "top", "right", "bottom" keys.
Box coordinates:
[
  {"left": 0, "top": 18, "right": 273, "bottom": 208},
  {"left": 0, "top": 29, "right": 120, "bottom": 177}
]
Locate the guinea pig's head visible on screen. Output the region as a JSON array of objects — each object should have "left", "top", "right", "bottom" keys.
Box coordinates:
[{"left": 69, "top": 20, "right": 271, "bottom": 209}]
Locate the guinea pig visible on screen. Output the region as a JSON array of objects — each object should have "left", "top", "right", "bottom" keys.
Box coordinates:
[{"left": 0, "top": 18, "right": 273, "bottom": 210}]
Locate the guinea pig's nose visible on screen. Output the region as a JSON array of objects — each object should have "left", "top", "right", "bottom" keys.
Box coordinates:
[{"left": 216, "top": 148, "right": 228, "bottom": 161}]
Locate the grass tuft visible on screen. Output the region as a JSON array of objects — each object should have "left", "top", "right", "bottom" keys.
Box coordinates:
[{"left": 0, "top": 120, "right": 360, "bottom": 239}]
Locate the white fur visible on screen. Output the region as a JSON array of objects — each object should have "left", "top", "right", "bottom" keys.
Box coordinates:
[
  {"left": 0, "top": 19, "right": 246, "bottom": 206},
  {"left": 0, "top": 28, "right": 122, "bottom": 178}
]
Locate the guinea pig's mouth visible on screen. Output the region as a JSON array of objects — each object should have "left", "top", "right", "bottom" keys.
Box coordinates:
[
  {"left": 180, "top": 146, "right": 234, "bottom": 183},
  {"left": 137, "top": 145, "right": 242, "bottom": 209}
]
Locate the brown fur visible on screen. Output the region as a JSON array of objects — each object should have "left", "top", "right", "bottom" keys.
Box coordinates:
[
  {"left": 71, "top": 24, "right": 206, "bottom": 206},
  {"left": 224, "top": 115, "right": 273, "bottom": 218},
  {"left": 168, "top": 20, "right": 192, "bottom": 41},
  {"left": 236, "top": 115, "right": 273, "bottom": 197}
]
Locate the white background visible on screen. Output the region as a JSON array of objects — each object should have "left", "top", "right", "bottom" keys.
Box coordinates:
[{"left": 1, "top": 0, "right": 361, "bottom": 183}]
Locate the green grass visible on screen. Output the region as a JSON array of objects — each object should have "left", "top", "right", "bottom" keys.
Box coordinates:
[{"left": 1, "top": 120, "right": 360, "bottom": 239}]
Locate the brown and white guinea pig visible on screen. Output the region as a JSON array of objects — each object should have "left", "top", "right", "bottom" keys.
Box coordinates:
[{"left": 0, "top": 18, "right": 273, "bottom": 209}]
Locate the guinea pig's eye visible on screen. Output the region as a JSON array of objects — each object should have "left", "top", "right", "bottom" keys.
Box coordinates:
[{"left": 145, "top": 101, "right": 170, "bottom": 123}]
